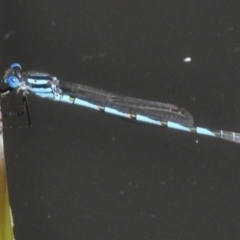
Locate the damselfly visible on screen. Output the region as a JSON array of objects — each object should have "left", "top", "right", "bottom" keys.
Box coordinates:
[{"left": 2, "top": 63, "right": 240, "bottom": 144}]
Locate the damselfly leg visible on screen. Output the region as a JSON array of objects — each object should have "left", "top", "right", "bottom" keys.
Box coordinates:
[{"left": 0, "top": 88, "right": 31, "bottom": 128}]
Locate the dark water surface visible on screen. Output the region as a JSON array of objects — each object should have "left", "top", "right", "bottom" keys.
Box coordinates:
[{"left": 2, "top": 1, "right": 240, "bottom": 239}]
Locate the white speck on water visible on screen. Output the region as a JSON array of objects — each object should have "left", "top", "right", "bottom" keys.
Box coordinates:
[
  {"left": 3, "top": 31, "right": 15, "bottom": 40},
  {"left": 183, "top": 57, "right": 191, "bottom": 62},
  {"left": 80, "top": 52, "right": 107, "bottom": 61},
  {"left": 161, "top": 181, "right": 166, "bottom": 185},
  {"left": 225, "top": 27, "right": 234, "bottom": 32}
]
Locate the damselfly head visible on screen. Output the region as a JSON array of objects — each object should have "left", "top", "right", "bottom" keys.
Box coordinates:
[{"left": 3, "top": 63, "right": 23, "bottom": 89}]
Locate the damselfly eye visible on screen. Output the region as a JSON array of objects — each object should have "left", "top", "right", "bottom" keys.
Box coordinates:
[{"left": 6, "top": 76, "right": 20, "bottom": 89}]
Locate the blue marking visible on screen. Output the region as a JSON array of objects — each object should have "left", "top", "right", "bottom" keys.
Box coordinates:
[
  {"left": 27, "top": 79, "right": 49, "bottom": 85},
  {"left": 29, "top": 87, "right": 53, "bottom": 93},
  {"left": 60, "top": 95, "right": 74, "bottom": 104},
  {"left": 74, "top": 98, "right": 99, "bottom": 110},
  {"left": 105, "top": 107, "right": 129, "bottom": 118},
  {"left": 6, "top": 76, "right": 20, "bottom": 88},
  {"left": 167, "top": 121, "right": 190, "bottom": 132},
  {"left": 196, "top": 127, "right": 215, "bottom": 136},
  {"left": 34, "top": 92, "right": 54, "bottom": 98},
  {"left": 136, "top": 115, "right": 160, "bottom": 125},
  {"left": 30, "top": 73, "right": 51, "bottom": 77},
  {"left": 10, "top": 63, "right": 21, "bottom": 69}
]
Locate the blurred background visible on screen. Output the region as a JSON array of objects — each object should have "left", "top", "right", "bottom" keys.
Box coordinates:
[{"left": 2, "top": 1, "right": 240, "bottom": 239}]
